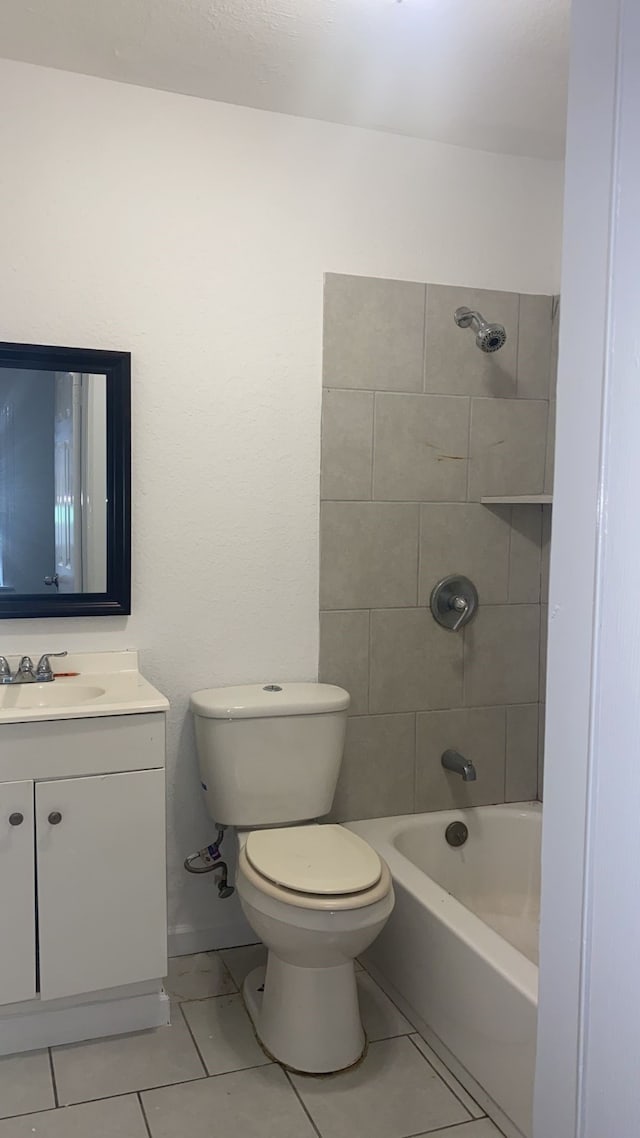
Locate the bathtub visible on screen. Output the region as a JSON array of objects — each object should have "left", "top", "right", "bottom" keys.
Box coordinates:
[{"left": 347, "top": 803, "right": 540, "bottom": 1138}]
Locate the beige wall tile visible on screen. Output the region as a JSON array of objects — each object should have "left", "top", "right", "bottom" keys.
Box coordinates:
[
  {"left": 541, "top": 506, "right": 552, "bottom": 603},
  {"left": 517, "top": 294, "right": 553, "bottom": 398},
  {"left": 505, "top": 704, "right": 539, "bottom": 801},
  {"left": 323, "top": 273, "right": 425, "bottom": 392},
  {"left": 468, "top": 398, "right": 547, "bottom": 499},
  {"left": 319, "top": 610, "right": 369, "bottom": 715},
  {"left": 320, "top": 502, "right": 419, "bottom": 609},
  {"left": 463, "top": 604, "right": 540, "bottom": 706},
  {"left": 418, "top": 502, "right": 511, "bottom": 605},
  {"left": 538, "top": 702, "right": 546, "bottom": 800},
  {"left": 415, "top": 706, "right": 506, "bottom": 811},
  {"left": 321, "top": 389, "right": 374, "bottom": 500},
  {"left": 370, "top": 608, "right": 463, "bottom": 713},
  {"left": 373, "top": 392, "right": 469, "bottom": 501},
  {"left": 550, "top": 295, "right": 560, "bottom": 398},
  {"left": 508, "top": 505, "right": 543, "bottom": 603},
  {"left": 425, "top": 284, "right": 518, "bottom": 398},
  {"left": 329, "top": 713, "right": 415, "bottom": 821},
  {"left": 544, "top": 400, "right": 556, "bottom": 494},
  {"left": 539, "top": 603, "right": 548, "bottom": 700}
]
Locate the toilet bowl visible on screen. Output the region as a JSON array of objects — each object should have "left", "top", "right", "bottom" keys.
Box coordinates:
[
  {"left": 236, "top": 825, "right": 394, "bottom": 1072},
  {"left": 189, "top": 682, "right": 395, "bottom": 1073}
]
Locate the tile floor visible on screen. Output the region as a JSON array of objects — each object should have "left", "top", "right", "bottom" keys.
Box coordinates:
[{"left": 0, "top": 948, "right": 505, "bottom": 1138}]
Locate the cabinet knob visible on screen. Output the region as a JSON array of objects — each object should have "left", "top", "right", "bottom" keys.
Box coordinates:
[
  {"left": 48, "top": 811, "right": 62, "bottom": 825},
  {"left": 9, "top": 812, "right": 23, "bottom": 826}
]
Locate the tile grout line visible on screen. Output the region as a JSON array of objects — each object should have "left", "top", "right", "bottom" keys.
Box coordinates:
[
  {"left": 514, "top": 293, "right": 522, "bottom": 397},
  {"left": 413, "top": 708, "right": 418, "bottom": 812},
  {"left": 403, "top": 1117, "right": 504, "bottom": 1137},
  {"left": 367, "top": 607, "right": 372, "bottom": 716},
  {"left": 506, "top": 504, "right": 514, "bottom": 603},
  {"left": 404, "top": 1035, "right": 487, "bottom": 1127},
  {"left": 422, "top": 284, "right": 429, "bottom": 394},
  {"left": 370, "top": 390, "right": 377, "bottom": 500},
  {"left": 7, "top": 1059, "right": 286, "bottom": 1120},
  {"left": 48, "top": 1046, "right": 59, "bottom": 1108},
  {"left": 503, "top": 704, "right": 509, "bottom": 802},
  {"left": 137, "top": 1091, "right": 154, "bottom": 1138},
  {"left": 465, "top": 395, "right": 473, "bottom": 501},
  {"left": 283, "top": 1069, "right": 323, "bottom": 1138},
  {"left": 416, "top": 498, "right": 423, "bottom": 608},
  {"left": 175, "top": 1000, "right": 211, "bottom": 1078}
]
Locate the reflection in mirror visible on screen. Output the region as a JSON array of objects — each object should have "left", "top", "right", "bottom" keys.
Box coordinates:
[{"left": 0, "top": 368, "right": 107, "bottom": 595}]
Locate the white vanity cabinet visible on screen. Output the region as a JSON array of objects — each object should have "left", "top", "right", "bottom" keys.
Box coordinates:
[
  {"left": 0, "top": 709, "right": 168, "bottom": 1039},
  {"left": 0, "top": 780, "right": 36, "bottom": 1006}
]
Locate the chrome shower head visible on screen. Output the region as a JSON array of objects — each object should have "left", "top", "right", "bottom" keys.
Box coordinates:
[{"left": 454, "top": 307, "right": 507, "bottom": 353}]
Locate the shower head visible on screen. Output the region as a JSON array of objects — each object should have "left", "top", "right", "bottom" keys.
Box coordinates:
[{"left": 454, "top": 307, "right": 507, "bottom": 353}]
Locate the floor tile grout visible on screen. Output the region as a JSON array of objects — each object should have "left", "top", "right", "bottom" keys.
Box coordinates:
[
  {"left": 404, "top": 1118, "right": 504, "bottom": 1137},
  {"left": 12, "top": 1061, "right": 278, "bottom": 1118},
  {"left": 3, "top": 954, "right": 499, "bottom": 1136},
  {"left": 47, "top": 1046, "right": 59, "bottom": 1108},
  {"left": 284, "top": 1069, "right": 323, "bottom": 1138},
  {"left": 137, "top": 1091, "right": 154, "bottom": 1138},
  {"left": 406, "top": 1034, "right": 485, "bottom": 1120},
  {"left": 175, "top": 1001, "right": 210, "bottom": 1078}
]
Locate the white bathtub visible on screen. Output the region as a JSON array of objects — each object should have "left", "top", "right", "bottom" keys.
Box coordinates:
[{"left": 347, "top": 803, "right": 540, "bottom": 1138}]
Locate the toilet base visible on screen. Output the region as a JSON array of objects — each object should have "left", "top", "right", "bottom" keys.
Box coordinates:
[{"left": 243, "top": 958, "right": 366, "bottom": 1074}]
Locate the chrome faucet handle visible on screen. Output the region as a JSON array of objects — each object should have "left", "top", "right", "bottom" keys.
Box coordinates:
[
  {"left": 430, "top": 575, "right": 479, "bottom": 632},
  {"left": 17, "top": 656, "right": 36, "bottom": 680},
  {"left": 35, "top": 651, "right": 68, "bottom": 682},
  {"left": 0, "top": 657, "right": 12, "bottom": 684},
  {"left": 450, "top": 596, "right": 469, "bottom": 632}
]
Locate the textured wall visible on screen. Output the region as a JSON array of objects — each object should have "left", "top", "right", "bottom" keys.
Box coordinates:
[
  {"left": 0, "top": 58, "right": 563, "bottom": 948},
  {"left": 320, "top": 274, "right": 556, "bottom": 819}
]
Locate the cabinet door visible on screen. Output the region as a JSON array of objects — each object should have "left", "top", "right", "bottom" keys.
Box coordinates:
[
  {"left": 0, "top": 781, "right": 36, "bottom": 1005},
  {"left": 37, "top": 769, "right": 167, "bottom": 1001}
]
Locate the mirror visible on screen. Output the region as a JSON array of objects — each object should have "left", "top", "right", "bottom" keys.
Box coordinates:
[{"left": 0, "top": 342, "right": 130, "bottom": 618}]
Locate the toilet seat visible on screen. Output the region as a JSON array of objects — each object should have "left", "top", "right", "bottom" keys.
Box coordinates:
[
  {"left": 239, "top": 826, "right": 392, "bottom": 912},
  {"left": 245, "top": 824, "right": 382, "bottom": 895}
]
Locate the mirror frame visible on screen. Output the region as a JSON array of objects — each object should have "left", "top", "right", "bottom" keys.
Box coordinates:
[{"left": 0, "top": 341, "right": 131, "bottom": 619}]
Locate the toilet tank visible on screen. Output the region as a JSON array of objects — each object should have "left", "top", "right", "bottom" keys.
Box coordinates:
[{"left": 190, "top": 683, "right": 350, "bottom": 827}]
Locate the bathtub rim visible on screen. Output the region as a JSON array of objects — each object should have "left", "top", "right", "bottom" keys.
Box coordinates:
[{"left": 346, "top": 801, "right": 540, "bottom": 1006}]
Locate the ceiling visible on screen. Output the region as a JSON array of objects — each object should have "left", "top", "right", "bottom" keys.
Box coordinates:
[{"left": 0, "top": 0, "right": 570, "bottom": 159}]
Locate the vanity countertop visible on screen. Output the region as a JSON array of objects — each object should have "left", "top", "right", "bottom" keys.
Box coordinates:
[{"left": 0, "top": 650, "right": 169, "bottom": 725}]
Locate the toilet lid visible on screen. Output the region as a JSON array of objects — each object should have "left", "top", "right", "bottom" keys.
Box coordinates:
[{"left": 245, "top": 825, "right": 382, "bottom": 896}]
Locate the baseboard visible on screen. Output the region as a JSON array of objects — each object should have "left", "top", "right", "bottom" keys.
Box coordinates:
[
  {"left": 167, "top": 921, "right": 257, "bottom": 957},
  {"left": 0, "top": 991, "right": 169, "bottom": 1056}
]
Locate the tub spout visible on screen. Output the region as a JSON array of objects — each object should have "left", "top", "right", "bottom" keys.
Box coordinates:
[{"left": 441, "top": 749, "right": 477, "bottom": 782}]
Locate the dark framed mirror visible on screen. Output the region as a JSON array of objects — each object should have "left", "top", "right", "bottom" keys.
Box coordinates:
[{"left": 0, "top": 341, "right": 131, "bottom": 618}]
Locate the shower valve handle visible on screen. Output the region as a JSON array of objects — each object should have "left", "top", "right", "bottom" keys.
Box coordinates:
[
  {"left": 430, "top": 575, "right": 479, "bottom": 632},
  {"left": 450, "top": 596, "right": 469, "bottom": 632}
]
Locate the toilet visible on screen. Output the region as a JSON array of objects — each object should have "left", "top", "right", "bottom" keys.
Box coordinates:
[{"left": 189, "top": 682, "right": 394, "bottom": 1074}]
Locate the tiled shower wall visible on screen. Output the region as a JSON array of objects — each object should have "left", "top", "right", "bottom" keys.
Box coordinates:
[{"left": 319, "top": 274, "right": 558, "bottom": 821}]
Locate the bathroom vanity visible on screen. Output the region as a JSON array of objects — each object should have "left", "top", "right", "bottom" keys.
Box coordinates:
[{"left": 0, "top": 651, "right": 169, "bottom": 1055}]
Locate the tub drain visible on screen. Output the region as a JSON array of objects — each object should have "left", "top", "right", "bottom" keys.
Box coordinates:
[{"left": 445, "top": 821, "right": 468, "bottom": 847}]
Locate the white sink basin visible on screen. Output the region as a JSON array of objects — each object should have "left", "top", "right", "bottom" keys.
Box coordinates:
[
  {"left": 0, "top": 651, "right": 169, "bottom": 724},
  {"left": 0, "top": 684, "right": 106, "bottom": 709}
]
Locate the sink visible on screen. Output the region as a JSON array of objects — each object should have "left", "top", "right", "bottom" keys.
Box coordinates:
[
  {"left": 0, "top": 650, "right": 169, "bottom": 724},
  {"left": 0, "top": 684, "right": 106, "bottom": 709}
]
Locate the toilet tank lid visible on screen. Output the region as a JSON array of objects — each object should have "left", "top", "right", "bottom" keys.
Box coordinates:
[{"left": 190, "top": 682, "right": 350, "bottom": 719}]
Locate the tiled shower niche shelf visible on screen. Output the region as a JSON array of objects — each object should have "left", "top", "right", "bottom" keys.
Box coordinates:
[{"left": 480, "top": 494, "right": 553, "bottom": 505}]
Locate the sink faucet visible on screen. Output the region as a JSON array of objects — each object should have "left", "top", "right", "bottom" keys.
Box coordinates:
[
  {"left": 441, "top": 749, "right": 477, "bottom": 782},
  {"left": 0, "top": 652, "right": 67, "bottom": 684}
]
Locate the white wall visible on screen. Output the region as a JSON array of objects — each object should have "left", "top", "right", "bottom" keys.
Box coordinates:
[{"left": 0, "top": 58, "right": 564, "bottom": 949}]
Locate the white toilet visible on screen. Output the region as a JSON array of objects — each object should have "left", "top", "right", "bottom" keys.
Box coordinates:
[{"left": 189, "top": 682, "right": 394, "bottom": 1074}]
